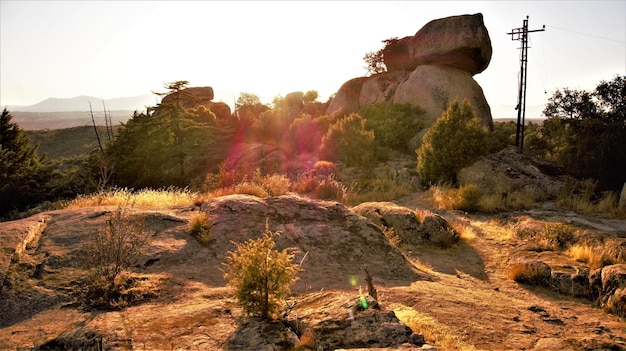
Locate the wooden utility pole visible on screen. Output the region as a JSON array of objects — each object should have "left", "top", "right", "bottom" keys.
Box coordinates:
[{"left": 507, "top": 16, "right": 545, "bottom": 151}]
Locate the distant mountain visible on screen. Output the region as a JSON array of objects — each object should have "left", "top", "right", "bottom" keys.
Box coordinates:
[{"left": 6, "top": 94, "right": 158, "bottom": 112}]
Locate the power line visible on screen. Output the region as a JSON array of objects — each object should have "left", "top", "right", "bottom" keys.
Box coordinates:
[
  {"left": 507, "top": 16, "right": 545, "bottom": 151},
  {"left": 547, "top": 25, "right": 625, "bottom": 43}
]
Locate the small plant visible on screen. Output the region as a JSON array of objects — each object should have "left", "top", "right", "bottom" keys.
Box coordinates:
[
  {"left": 189, "top": 211, "right": 213, "bottom": 246},
  {"left": 315, "top": 176, "right": 346, "bottom": 201},
  {"left": 256, "top": 173, "right": 291, "bottom": 196},
  {"left": 79, "top": 206, "right": 152, "bottom": 309},
  {"left": 222, "top": 221, "right": 301, "bottom": 319}
]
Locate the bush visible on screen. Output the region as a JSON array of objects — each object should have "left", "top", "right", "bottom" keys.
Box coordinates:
[
  {"left": 222, "top": 223, "right": 301, "bottom": 319},
  {"left": 315, "top": 176, "right": 347, "bottom": 201},
  {"left": 417, "top": 99, "right": 490, "bottom": 185},
  {"left": 79, "top": 206, "right": 152, "bottom": 309},
  {"left": 320, "top": 113, "right": 377, "bottom": 167}
]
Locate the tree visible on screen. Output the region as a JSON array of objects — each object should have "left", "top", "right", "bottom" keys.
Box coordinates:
[
  {"left": 363, "top": 37, "right": 400, "bottom": 75},
  {"left": 417, "top": 100, "right": 490, "bottom": 185},
  {"left": 222, "top": 224, "right": 301, "bottom": 319},
  {"left": 0, "top": 108, "right": 49, "bottom": 216},
  {"left": 540, "top": 75, "right": 625, "bottom": 190},
  {"left": 107, "top": 83, "right": 218, "bottom": 188}
]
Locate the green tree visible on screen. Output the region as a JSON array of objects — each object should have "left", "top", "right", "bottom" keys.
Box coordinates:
[
  {"left": 107, "top": 82, "right": 218, "bottom": 188},
  {"left": 417, "top": 100, "right": 490, "bottom": 185},
  {"left": 320, "top": 113, "right": 377, "bottom": 167},
  {"left": 540, "top": 75, "right": 625, "bottom": 189},
  {"left": 222, "top": 224, "right": 301, "bottom": 319},
  {"left": 0, "top": 108, "right": 49, "bottom": 216}
]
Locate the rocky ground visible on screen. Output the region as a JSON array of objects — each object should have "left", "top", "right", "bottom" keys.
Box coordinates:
[{"left": 0, "top": 193, "right": 625, "bottom": 350}]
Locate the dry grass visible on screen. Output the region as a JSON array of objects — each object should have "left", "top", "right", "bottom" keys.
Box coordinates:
[
  {"left": 390, "top": 303, "right": 476, "bottom": 350},
  {"left": 430, "top": 182, "right": 544, "bottom": 213},
  {"left": 67, "top": 187, "right": 197, "bottom": 209},
  {"left": 507, "top": 261, "right": 551, "bottom": 285},
  {"left": 345, "top": 178, "right": 413, "bottom": 205},
  {"left": 514, "top": 222, "right": 578, "bottom": 252},
  {"left": 556, "top": 178, "right": 626, "bottom": 219},
  {"left": 567, "top": 239, "right": 626, "bottom": 269},
  {"left": 188, "top": 211, "right": 213, "bottom": 246}
]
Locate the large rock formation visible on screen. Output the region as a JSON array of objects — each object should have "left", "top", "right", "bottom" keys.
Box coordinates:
[
  {"left": 158, "top": 86, "right": 232, "bottom": 120},
  {"left": 328, "top": 13, "right": 493, "bottom": 143}
]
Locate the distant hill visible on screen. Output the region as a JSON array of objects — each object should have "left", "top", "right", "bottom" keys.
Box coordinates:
[{"left": 6, "top": 94, "right": 157, "bottom": 112}]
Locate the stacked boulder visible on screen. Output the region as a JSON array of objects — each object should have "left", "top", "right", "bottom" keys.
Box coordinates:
[
  {"left": 328, "top": 13, "right": 494, "bottom": 145},
  {"left": 157, "top": 86, "right": 232, "bottom": 121}
]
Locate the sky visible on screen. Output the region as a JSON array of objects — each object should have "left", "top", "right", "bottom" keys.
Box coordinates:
[{"left": 1, "top": 0, "right": 624, "bottom": 119}]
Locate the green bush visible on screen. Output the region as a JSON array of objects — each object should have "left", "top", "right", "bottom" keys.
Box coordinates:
[
  {"left": 417, "top": 99, "right": 490, "bottom": 185},
  {"left": 359, "top": 102, "right": 425, "bottom": 153},
  {"left": 320, "top": 113, "right": 376, "bottom": 167},
  {"left": 222, "top": 224, "right": 301, "bottom": 319}
]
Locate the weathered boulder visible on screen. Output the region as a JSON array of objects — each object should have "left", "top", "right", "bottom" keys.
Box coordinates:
[
  {"left": 227, "top": 317, "right": 299, "bottom": 350},
  {"left": 291, "top": 292, "right": 425, "bottom": 350},
  {"left": 601, "top": 264, "right": 626, "bottom": 297},
  {"left": 327, "top": 77, "right": 368, "bottom": 116},
  {"left": 620, "top": 182, "right": 626, "bottom": 209},
  {"left": 458, "top": 146, "right": 566, "bottom": 198},
  {"left": 384, "top": 13, "right": 492, "bottom": 75},
  {"left": 393, "top": 65, "right": 492, "bottom": 128},
  {"left": 201, "top": 195, "right": 424, "bottom": 290},
  {"left": 352, "top": 202, "right": 459, "bottom": 248},
  {"left": 419, "top": 213, "right": 459, "bottom": 248},
  {"left": 157, "top": 86, "right": 232, "bottom": 120},
  {"left": 353, "top": 202, "right": 423, "bottom": 246},
  {"left": 160, "top": 86, "right": 214, "bottom": 107}
]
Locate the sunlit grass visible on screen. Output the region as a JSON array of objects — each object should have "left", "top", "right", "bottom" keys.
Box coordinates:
[
  {"left": 66, "top": 187, "right": 198, "bottom": 209},
  {"left": 390, "top": 303, "right": 476, "bottom": 350},
  {"left": 567, "top": 239, "right": 626, "bottom": 269}
]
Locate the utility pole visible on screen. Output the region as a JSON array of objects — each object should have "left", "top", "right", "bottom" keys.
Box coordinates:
[{"left": 507, "top": 16, "right": 545, "bottom": 151}]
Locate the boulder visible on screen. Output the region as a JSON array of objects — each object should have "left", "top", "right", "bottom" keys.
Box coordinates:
[
  {"left": 619, "top": 182, "right": 626, "bottom": 209},
  {"left": 384, "top": 13, "right": 492, "bottom": 75},
  {"left": 601, "top": 264, "right": 626, "bottom": 297},
  {"left": 353, "top": 202, "right": 423, "bottom": 246},
  {"left": 160, "top": 86, "right": 214, "bottom": 108},
  {"left": 327, "top": 77, "right": 367, "bottom": 116},
  {"left": 458, "top": 146, "right": 565, "bottom": 198},
  {"left": 419, "top": 213, "right": 459, "bottom": 248},
  {"left": 352, "top": 202, "right": 459, "bottom": 248},
  {"left": 392, "top": 65, "right": 492, "bottom": 128}
]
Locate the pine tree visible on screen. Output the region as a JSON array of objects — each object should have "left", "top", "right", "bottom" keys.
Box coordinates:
[{"left": 0, "top": 108, "right": 49, "bottom": 216}]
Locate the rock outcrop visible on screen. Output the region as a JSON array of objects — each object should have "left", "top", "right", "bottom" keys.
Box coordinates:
[
  {"left": 158, "top": 86, "right": 232, "bottom": 120},
  {"left": 328, "top": 13, "right": 493, "bottom": 146},
  {"left": 353, "top": 202, "right": 459, "bottom": 248},
  {"left": 458, "top": 146, "right": 566, "bottom": 199}
]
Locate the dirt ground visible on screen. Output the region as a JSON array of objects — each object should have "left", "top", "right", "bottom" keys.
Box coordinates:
[{"left": 0, "top": 193, "right": 625, "bottom": 350}]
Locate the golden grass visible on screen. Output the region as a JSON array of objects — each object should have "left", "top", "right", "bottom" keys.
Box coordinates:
[
  {"left": 188, "top": 211, "right": 213, "bottom": 246},
  {"left": 507, "top": 261, "right": 551, "bottom": 285},
  {"left": 567, "top": 240, "right": 625, "bottom": 269},
  {"left": 67, "top": 187, "right": 198, "bottom": 209},
  {"left": 390, "top": 303, "right": 476, "bottom": 350}
]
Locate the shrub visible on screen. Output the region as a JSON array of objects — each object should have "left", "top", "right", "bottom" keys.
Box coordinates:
[
  {"left": 315, "top": 176, "right": 346, "bottom": 201},
  {"left": 358, "top": 102, "right": 425, "bottom": 153},
  {"left": 79, "top": 206, "right": 152, "bottom": 309},
  {"left": 455, "top": 184, "right": 481, "bottom": 212},
  {"left": 222, "top": 223, "right": 301, "bottom": 319},
  {"left": 417, "top": 99, "right": 490, "bottom": 185},
  {"left": 256, "top": 173, "right": 291, "bottom": 196},
  {"left": 320, "top": 113, "right": 377, "bottom": 167},
  {"left": 189, "top": 211, "right": 213, "bottom": 246}
]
